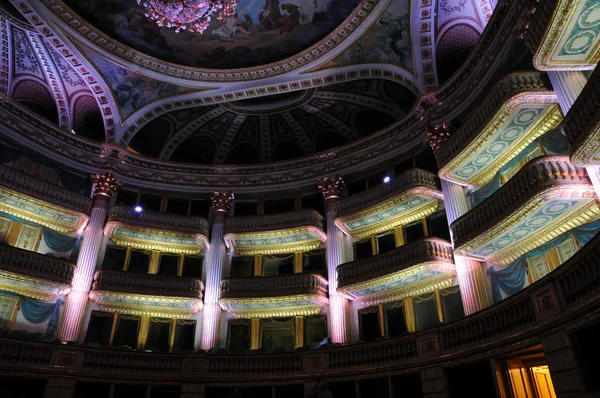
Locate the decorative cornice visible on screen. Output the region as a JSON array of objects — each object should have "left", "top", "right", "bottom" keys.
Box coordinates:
[
  {"left": 90, "top": 172, "right": 123, "bottom": 199},
  {"left": 512, "top": 0, "right": 538, "bottom": 40},
  {"left": 452, "top": 157, "right": 599, "bottom": 265},
  {"left": 226, "top": 210, "right": 324, "bottom": 233},
  {"left": 425, "top": 122, "right": 453, "bottom": 153},
  {"left": 563, "top": 66, "right": 600, "bottom": 166},
  {"left": 209, "top": 191, "right": 233, "bottom": 213},
  {"left": 108, "top": 206, "right": 208, "bottom": 236},
  {"left": 219, "top": 273, "right": 328, "bottom": 319},
  {"left": 317, "top": 176, "right": 344, "bottom": 199},
  {"left": 0, "top": 163, "right": 91, "bottom": 214}
]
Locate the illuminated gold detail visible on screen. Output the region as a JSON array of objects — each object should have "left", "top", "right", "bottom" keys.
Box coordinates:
[
  {"left": 137, "top": 316, "right": 150, "bottom": 350},
  {"left": 250, "top": 319, "right": 260, "bottom": 350},
  {"left": 435, "top": 290, "right": 444, "bottom": 322},
  {"left": 455, "top": 191, "right": 600, "bottom": 266},
  {"left": 404, "top": 297, "right": 416, "bottom": 333},
  {"left": 334, "top": 187, "right": 443, "bottom": 240},
  {"left": 378, "top": 305, "right": 385, "bottom": 337},
  {"left": 89, "top": 290, "right": 203, "bottom": 318},
  {"left": 0, "top": 187, "right": 88, "bottom": 234},
  {"left": 439, "top": 95, "right": 562, "bottom": 188},
  {"left": 0, "top": 270, "right": 71, "bottom": 301},
  {"left": 104, "top": 221, "right": 209, "bottom": 255},
  {"left": 394, "top": 226, "right": 404, "bottom": 247},
  {"left": 533, "top": 0, "right": 600, "bottom": 70},
  {"left": 254, "top": 254, "right": 263, "bottom": 276},
  {"left": 295, "top": 316, "right": 304, "bottom": 348},
  {"left": 337, "top": 261, "right": 456, "bottom": 306},
  {"left": 219, "top": 294, "right": 328, "bottom": 319},
  {"left": 224, "top": 226, "right": 327, "bottom": 256},
  {"left": 149, "top": 251, "right": 160, "bottom": 274},
  {"left": 294, "top": 252, "right": 303, "bottom": 274}
]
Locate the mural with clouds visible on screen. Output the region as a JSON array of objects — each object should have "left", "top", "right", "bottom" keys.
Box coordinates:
[
  {"left": 63, "top": 0, "right": 360, "bottom": 69},
  {"left": 327, "top": 0, "right": 412, "bottom": 70},
  {"left": 87, "top": 51, "right": 191, "bottom": 119}
]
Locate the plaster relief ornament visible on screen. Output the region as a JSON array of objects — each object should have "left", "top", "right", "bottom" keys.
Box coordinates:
[
  {"left": 439, "top": 0, "right": 467, "bottom": 15},
  {"left": 425, "top": 122, "right": 453, "bottom": 153},
  {"left": 317, "top": 176, "right": 344, "bottom": 199},
  {"left": 138, "top": 0, "right": 236, "bottom": 34}
]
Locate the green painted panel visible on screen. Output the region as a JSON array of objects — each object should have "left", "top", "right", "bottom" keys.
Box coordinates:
[
  {"left": 349, "top": 269, "right": 443, "bottom": 298},
  {"left": 558, "top": 0, "right": 600, "bottom": 58},
  {"left": 233, "top": 233, "right": 316, "bottom": 248},
  {"left": 113, "top": 227, "right": 202, "bottom": 247},
  {"left": 0, "top": 193, "right": 80, "bottom": 227}
]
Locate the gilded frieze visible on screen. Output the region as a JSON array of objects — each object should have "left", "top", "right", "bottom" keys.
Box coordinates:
[
  {"left": 89, "top": 290, "right": 203, "bottom": 319},
  {"left": 224, "top": 226, "right": 326, "bottom": 256},
  {"left": 0, "top": 270, "right": 71, "bottom": 301},
  {"left": 219, "top": 294, "right": 328, "bottom": 319}
]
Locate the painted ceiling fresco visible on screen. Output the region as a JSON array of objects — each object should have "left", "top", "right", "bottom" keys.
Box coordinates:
[
  {"left": 327, "top": 0, "right": 413, "bottom": 71},
  {"left": 63, "top": 0, "right": 361, "bottom": 69}
]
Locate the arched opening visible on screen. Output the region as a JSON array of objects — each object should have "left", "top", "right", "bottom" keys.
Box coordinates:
[
  {"left": 352, "top": 109, "right": 396, "bottom": 136},
  {"left": 314, "top": 130, "right": 350, "bottom": 152},
  {"left": 224, "top": 143, "right": 261, "bottom": 165},
  {"left": 171, "top": 135, "right": 217, "bottom": 164},
  {"left": 12, "top": 80, "right": 58, "bottom": 125},
  {"left": 436, "top": 25, "right": 481, "bottom": 84},
  {"left": 72, "top": 95, "right": 104, "bottom": 142},
  {"left": 271, "top": 140, "right": 305, "bottom": 162},
  {"left": 129, "top": 118, "right": 172, "bottom": 158}
]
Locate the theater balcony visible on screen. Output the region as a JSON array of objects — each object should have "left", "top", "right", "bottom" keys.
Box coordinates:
[
  {"left": 224, "top": 210, "right": 326, "bottom": 256},
  {"left": 89, "top": 270, "right": 204, "bottom": 318},
  {"left": 219, "top": 273, "right": 328, "bottom": 318},
  {"left": 334, "top": 169, "right": 442, "bottom": 240},
  {"left": 104, "top": 206, "right": 209, "bottom": 255},
  {"left": 436, "top": 73, "right": 562, "bottom": 189},
  {"left": 452, "top": 157, "right": 599, "bottom": 266},
  {"left": 0, "top": 164, "right": 90, "bottom": 234},
  {"left": 563, "top": 66, "right": 600, "bottom": 166},
  {"left": 0, "top": 244, "right": 74, "bottom": 300},
  {"left": 337, "top": 238, "right": 455, "bottom": 306}
]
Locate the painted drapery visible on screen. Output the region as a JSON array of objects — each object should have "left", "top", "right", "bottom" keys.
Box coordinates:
[{"left": 0, "top": 290, "right": 64, "bottom": 337}]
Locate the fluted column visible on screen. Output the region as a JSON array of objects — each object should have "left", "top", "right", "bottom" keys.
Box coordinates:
[
  {"left": 200, "top": 191, "right": 233, "bottom": 350},
  {"left": 547, "top": 71, "right": 600, "bottom": 198},
  {"left": 58, "top": 173, "right": 122, "bottom": 342},
  {"left": 440, "top": 179, "right": 490, "bottom": 315},
  {"left": 318, "top": 176, "right": 348, "bottom": 343}
]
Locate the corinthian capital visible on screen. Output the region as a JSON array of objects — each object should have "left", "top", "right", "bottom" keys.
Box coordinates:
[
  {"left": 90, "top": 172, "right": 123, "bottom": 199},
  {"left": 425, "top": 122, "right": 453, "bottom": 152},
  {"left": 210, "top": 191, "right": 234, "bottom": 212},
  {"left": 317, "top": 176, "right": 344, "bottom": 199}
]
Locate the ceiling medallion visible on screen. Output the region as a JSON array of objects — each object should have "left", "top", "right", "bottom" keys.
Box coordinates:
[{"left": 137, "top": 0, "right": 236, "bottom": 34}]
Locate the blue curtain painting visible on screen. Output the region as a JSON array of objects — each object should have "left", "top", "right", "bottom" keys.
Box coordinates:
[
  {"left": 487, "top": 219, "right": 600, "bottom": 302},
  {"left": 0, "top": 290, "right": 64, "bottom": 337}
]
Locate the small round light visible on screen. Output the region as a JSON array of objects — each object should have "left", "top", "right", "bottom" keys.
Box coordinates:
[
  {"left": 383, "top": 175, "right": 392, "bottom": 184},
  {"left": 134, "top": 206, "right": 143, "bottom": 213}
]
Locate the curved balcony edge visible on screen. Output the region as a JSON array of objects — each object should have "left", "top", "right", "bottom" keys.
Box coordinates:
[
  {"left": 220, "top": 273, "right": 328, "bottom": 300},
  {"left": 225, "top": 209, "right": 324, "bottom": 234},
  {"left": 108, "top": 206, "right": 209, "bottom": 237},
  {"left": 0, "top": 244, "right": 74, "bottom": 286}
]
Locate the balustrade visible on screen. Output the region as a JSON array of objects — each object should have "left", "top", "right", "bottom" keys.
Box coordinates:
[
  {"left": 0, "top": 244, "right": 75, "bottom": 285},
  {"left": 92, "top": 270, "right": 203, "bottom": 299}
]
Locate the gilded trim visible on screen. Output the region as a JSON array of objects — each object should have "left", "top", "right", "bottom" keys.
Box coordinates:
[
  {"left": 224, "top": 226, "right": 327, "bottom": 256},
  {"left": 219, "top": 294, "right": 328, "bottom": 319},
  {"left": 89, "top": 290, "right": 203, "bottom": 318},
  {"left": 0, "top": 270, "right": 71, "bottom": 301}
]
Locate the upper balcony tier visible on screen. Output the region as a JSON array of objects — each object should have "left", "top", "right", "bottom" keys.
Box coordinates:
[
  {"left": 90, "top": 270, "right": 203, "bottom": 318},
  {"left": 452, "top": 156, "right": 599, "bottom": 266},
  {"left": 224, "top": 210, "right": 326, "bottom": 256},
  {"left": 0, "top": 244, "right": 74, "bottom": 300},
  {"left": 436, "top": 73, "right": 562, "bottom": 189},
  {"left": 0, "top": 165, "right": 90, "bottom": 234},
  {"left": 337, "top": 238, "right": 455, "bottom": 306},
  {"left": 219, "top": 273, "right": 328, "bottom": 318},
  {"left": 563, "top": 66, "right": 600, "bottom": 167},
  {"left": 104, "top": 206, "right": 209, "bottom": 255},
  {"left": 525, "top": 0, "right": 600, "bottom": 70},
  {"left": 334, "top": 169, "right": 442, "bottom": 240}
]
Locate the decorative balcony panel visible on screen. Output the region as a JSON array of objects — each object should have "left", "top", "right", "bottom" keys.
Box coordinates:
[
  {"left": 438, "top": 92, "right": 562, "bottom": 188},
  {"left": 334, "top": 170, "right": 442, "bottom": 240},
  {"left": 219, "top": 273, "right": 328, "bottom": 318},
  {"left": 89, "top": 270, "right": 203, "bottom": 318},
  {"left": 452, "top": 157, "right": 599, "bottom": 266},
  {"left": 224, "top": 210, "right": 326, "bottom": 256},
  {"left": 337, "top": 238, "right": 456, "bottom": 306},
  {"left": 0, "top": 185, "right": 89, "bottom": 234},
  {"left": 563, "top": 66, "right": 600, "bottom": 166},
  {"left": 0, "top": 245, "right": 74, "bottom": 300},
  {"left": 104, "top": 206, "right": 209, "bottom": 255},
  {"left": 527, "top": 0, "right": 600, "bottom": 70}
]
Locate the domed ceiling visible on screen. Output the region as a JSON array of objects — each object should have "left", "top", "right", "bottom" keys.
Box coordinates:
[
  {"left": 62, "top": 0, "right": 362, "bottom": 69},
  {"left": 127, "top": 79, "right": 417, "bottom": 163}
]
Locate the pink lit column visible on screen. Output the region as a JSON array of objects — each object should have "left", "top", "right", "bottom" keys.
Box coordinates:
[
  {"left": 318, "top": 176, "right": 348, "bottom": 344},
  {"left": 200, "top": 191, "right": 233, "bottom": 350},
  {"left": 440, "top": 177, "right": 490, "bottom": 315},
  {"left": 58, "top": 173, "right": 122, "bottom": 342}
]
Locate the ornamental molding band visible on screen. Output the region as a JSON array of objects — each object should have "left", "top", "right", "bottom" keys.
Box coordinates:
[
  {"left": 452, "top": 157, "right": 600, "bottom": 266},
  {"left": 0, "top": 186, "right": 89, "bottom": 234},
  {"left": 219, "top": 273, "right": 328, "bottom": 319},
  {"left": 0, "top": 164, "right": 91, "bottom": 215},
  {"left": 0, "top": 269, "right": 72, "bottom": 301},
  {"left": 425, "top": 122, "right": 453, "bottom": 153},
  {"left": 29, "top": 0, "right": 383, "bottom": 82},
  {"left": 210, "top": 191, "right": 234, "bottom": 213},
  {"left": 104, "top": 222, "right": 209, "bottom": 255},
  {"left": 224, "top": 210, "right": 326, "bottom": 255},
  {"left": 317, "top": 176, "right": 344, "bottom": 199},
  {"left": 108, "top": 206, "right": 209, "bottom": 237},
  {"left": 438, "top": 92, "right": 562, "bottom": 188},
  {"left": 530, "top": 0, "right": 600, "bottom": 70},
  {"left": 89, "top": 290, "right": 203, "bottom": 319},
  {"left": 90, "top": 172, "right": 123, "bottom": 199},
  {"left": 334, "top": 171, "right": 442, "bottom": 240},
  {"left": 337, "top": 238, "right": 456, "bottom": 306},
  {"left": 563, "top": 65, "right": 600, "bottom": 166}
]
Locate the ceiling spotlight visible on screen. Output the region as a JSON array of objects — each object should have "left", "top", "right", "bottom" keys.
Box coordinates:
[
  {"left": 383, "top": 175, "right": 392, "bottom": 184},
  {"left": 134, "top": 206, "right": 143, "bottom": 213}
]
